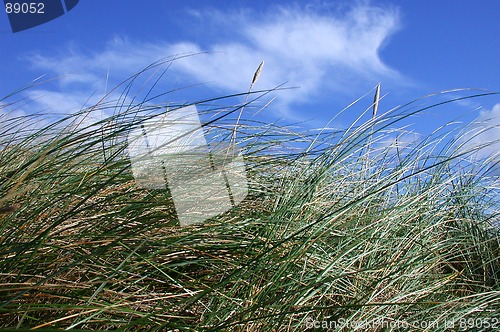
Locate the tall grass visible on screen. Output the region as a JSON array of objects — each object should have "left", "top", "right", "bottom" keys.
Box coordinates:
[{"left": 0, "top": 60, "right": 499, "bottom": 331}]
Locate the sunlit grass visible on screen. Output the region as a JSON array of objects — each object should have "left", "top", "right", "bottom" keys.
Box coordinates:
[{"left": 0, "top": 59, "right": 499, "bottom": 331}]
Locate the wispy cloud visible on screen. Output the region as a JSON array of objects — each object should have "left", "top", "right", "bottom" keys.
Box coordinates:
[
  {"left": 461, "top": 104, "right": 500, "bottom": 174},
  {"left": 24, "top": 89, "right": 101, "bottom": 114},
  {"left": 20, "top": 2, "right": 402, "bottom": 120}
]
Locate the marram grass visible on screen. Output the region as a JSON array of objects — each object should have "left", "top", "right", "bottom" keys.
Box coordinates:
[{"left": 0, "top": 61, "right": 499, "bottom": 331}]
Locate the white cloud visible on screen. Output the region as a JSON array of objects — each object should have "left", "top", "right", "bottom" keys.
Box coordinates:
[
  {"left": 245, "top": 5, "right": 398, "bottom": 72},
  {"left": 460, "top": 104, "right": 500, "bottom": 176},
  {"left": 0, "top": 101, "right": 47, "bottom": 147},
  {"left": 376, "top": 129, "right": 422, "bottom": 152},
  {"left": 25, "top": 89, "right": 98, "bottom": 115},
  {"left": 465, "top": 104, "right": 500, "bottom": 156},
  {"left": 21, "top": 3, "right": 402, "bottom": 119}
]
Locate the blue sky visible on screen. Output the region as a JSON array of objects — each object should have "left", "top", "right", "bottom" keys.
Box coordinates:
[{"left": 1, "top": 1, "right": 499, "bottom": 162}]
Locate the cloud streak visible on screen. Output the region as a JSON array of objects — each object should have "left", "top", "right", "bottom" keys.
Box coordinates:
[
  {"left": 21, "top": 3, "right": 402, "bottom": 119},
  {"left": 461, "top": 103, "right": 500, "bottom": 176}
]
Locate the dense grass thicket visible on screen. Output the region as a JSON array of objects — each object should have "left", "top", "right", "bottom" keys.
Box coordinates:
[{"left": 1, "top": 61, "right": 499, "bottom": 331}]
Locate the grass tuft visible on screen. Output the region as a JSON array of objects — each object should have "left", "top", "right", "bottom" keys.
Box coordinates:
[{"left": 0, "top": 60, "right": 499, "bottom": 331}]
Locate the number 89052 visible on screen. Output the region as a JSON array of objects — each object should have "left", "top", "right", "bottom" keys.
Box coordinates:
[{"left": 5, "top": 2, "right": 45, "bottom": 14}]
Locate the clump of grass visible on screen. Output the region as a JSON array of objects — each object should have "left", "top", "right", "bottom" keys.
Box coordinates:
[{"left": 0, "top": 59, "right": 499, "bottom": 331}]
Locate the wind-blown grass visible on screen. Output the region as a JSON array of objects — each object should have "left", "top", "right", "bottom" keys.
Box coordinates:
[{"left": 0, "top": 60, "right": 499, "bottom": 331}]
